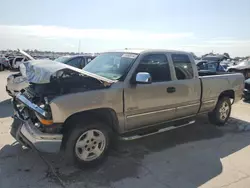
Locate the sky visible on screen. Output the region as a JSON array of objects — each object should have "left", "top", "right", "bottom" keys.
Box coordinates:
[{"left": 1, "top": 0, "right": 250, "bottom": 57}]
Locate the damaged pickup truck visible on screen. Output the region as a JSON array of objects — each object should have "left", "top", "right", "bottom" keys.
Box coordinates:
[{"left": 11, "top": 49, "right": 244, "bottom": 168}]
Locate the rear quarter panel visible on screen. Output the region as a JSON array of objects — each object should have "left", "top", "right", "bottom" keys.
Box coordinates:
[{"left": 199, "top": 73, "right": 244, "bottom": 113}]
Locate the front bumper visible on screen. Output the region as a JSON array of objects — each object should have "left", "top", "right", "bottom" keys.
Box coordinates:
[
  {"left": 11, "top": 115, "right": 62, "bottom": 153},
  {"left": 11, "top": 93, "right": 63, "bottom": 153}
]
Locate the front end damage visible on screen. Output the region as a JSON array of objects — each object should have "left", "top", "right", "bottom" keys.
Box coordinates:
[
  {"left": 11, "top": 93, "right": 63, "bottom": 153},
  {"left": 10, "top": 60, "right": 115, "bottom": 153}
]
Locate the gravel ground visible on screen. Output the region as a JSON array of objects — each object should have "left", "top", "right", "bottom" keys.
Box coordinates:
[{"left": 0, "top": 70, "right": 250, "bottom": 188}]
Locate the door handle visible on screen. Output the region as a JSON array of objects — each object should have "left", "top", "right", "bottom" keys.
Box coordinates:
[{"left": 167, "top": 87, "right": 176, "bottom": 93}]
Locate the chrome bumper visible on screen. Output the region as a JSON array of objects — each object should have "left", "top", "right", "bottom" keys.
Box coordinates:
[
  {"left": 11, "top": 116, "right": 62, "bottom": 153},
  {"left": 16, "top": 93, "right": 48, "bottom": 117},
  {"left": 12, "top": 93, "right": 62, "bottom": 153}
]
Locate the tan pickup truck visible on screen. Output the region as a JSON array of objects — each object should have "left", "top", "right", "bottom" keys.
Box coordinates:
[{"left": 11, "top": 49, "right": 244, "bottom": 168}]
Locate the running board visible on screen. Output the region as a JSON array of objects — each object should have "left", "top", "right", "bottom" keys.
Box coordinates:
[{"left": 120, "top": 120, "right": 196, "bottom": 141}]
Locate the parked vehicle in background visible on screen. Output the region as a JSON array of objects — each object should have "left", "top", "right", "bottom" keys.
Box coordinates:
[
  {"left": 202, "top": 54, "right": 228, "bottom": 62},
  {"left": 6, "top": 49, "right": 35, "bottom": 96},
  {"left": 0, "top": 56, "right": 11, "bottom": 71},
  {"left": 227, "top": 60, "right": 250, "bottom": 79},
  {"left": 3, "top": 49, "right": 35, "bottom": 70},
  {"left": 11, "top": 56, "right": 30, "bottom": 69},
  {"left": 243, "top": 78, "right": 250, "bottom": 100},
  {"left": 6, "top": 56, "right": 15, "bottom": 68},
  {"left": 6, "top": 51, "right": 96, "bottom": 96},
  {"left": 10, "top": 49, "right": 244, "bottom": 168},
  {"left": 196, "top": 60, "right": 227, "bottom": 75},
  {"left": 54, "top": 55, "right": 96, "bottom": 69}
]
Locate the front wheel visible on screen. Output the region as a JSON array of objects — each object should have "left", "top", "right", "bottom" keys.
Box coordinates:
[
  {"left": 64, "top": 120, "right": 112, "bottom": 168},
  {"left": 208, "top": 97, "right": 231, "bottom": 126}
]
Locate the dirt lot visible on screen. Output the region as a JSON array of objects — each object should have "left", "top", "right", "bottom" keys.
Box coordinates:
[{"left": 0, "top": 71, "right": 250, "bottom": 188}]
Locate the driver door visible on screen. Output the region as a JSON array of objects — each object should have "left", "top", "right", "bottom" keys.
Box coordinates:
[{"left": 124, "top": 53, "right": 178, "bottom": 131}]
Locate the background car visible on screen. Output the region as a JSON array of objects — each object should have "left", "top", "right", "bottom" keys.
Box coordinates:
[
  {"left": 202, "top": 54, "right": 228, "bottom": 62},
  {"left": 11, "top": 56, "right": 30, "bottom": 69},
  {"left": 243, "top": 78, "right": 250, "bottom": 101},
  {"left": 0, "top": 56, "right": 11, "bottom": 71},
  {"left": 196, "top": 60, "right": 227, "bottom": 72},
  {"left": 54, "top": 55, "right": 96, "bottom": 69},
  {"left": 227, "top": 59, "right": 250, "bottom": 79}
]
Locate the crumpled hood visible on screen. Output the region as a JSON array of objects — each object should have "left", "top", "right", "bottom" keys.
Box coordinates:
[{"left": 19, "top": 60, "right": 116, "bottom": 84}]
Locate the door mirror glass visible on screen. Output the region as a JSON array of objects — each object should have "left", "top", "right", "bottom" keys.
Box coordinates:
[{"left": 136, "top": 72, "right": 152, "bottom": 84}]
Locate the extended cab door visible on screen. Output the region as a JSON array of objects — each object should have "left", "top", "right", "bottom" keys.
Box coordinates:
[
  {"left": 169, "top": 53, "right": 201, "bottom": 118},
  {"left": 124, "top": 53, "right": 178, "bottom": 131}
]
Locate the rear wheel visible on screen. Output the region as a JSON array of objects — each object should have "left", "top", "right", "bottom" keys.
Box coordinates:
[
  {"left": 64, "top": 120, "right": 112, "bottom": 168},
  {"left": 208, "top": 97, "right": 231, "bottom": 126}
]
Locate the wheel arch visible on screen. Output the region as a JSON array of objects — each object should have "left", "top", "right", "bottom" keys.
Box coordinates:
[
  {"left": 218, "top": 90, "right": 235, "bottom": 104},
  {"left": 62, "top": 107, "right": 120, "bottom": 135}
]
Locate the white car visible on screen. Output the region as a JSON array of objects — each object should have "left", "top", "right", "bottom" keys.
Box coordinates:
[
  {"left": 12, "top": 57, "right": 29, "bottom": 69},
  {"left": 6, "top": 73, "right": 29, "bottom": 96},
  {"left": 6, "top": 49, "right": 34, "bottom": 96}
]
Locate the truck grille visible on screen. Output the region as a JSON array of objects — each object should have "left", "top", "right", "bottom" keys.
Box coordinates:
[
  {"left": 22, "top": 88, "right": 35, "bottom": 100},
  {"left": 13, "top": 98, "right": 29, "bottom": 120}
]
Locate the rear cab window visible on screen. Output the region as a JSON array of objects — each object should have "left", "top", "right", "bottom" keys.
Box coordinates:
[{"left": 171, "top": 54, "right": 194, "bottom": 80}]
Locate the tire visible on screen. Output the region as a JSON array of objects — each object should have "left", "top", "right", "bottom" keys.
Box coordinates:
[
  {"left": 63, "top": 119, "right": 112, "bottom": 168},
  {"left": 0, "top": 64, "right": 4, "bottom": 71},
  {"left": 208, "top": 97, "right": 231, "bottom": 126}
]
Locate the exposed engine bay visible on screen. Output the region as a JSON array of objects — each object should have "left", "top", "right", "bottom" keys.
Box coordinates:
[
  {"left": 15, "top": 70, "right": 110, "bottom": 135},
  {"left": 23, "top": 69, "right": 109, "bottom": 103},
  {"left": 13, "top": 59, "right": 115, "bottom": 135}
]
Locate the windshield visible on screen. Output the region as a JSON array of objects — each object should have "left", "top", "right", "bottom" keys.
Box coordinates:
[
  {"left": 83, "top": 52, "right": 138, "bottom": 80},
  {"left": 54, "top": 56, "right": 71, "bottom": 63}
]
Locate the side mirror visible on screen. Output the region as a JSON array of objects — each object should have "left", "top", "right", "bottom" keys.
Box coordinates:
[{"left": 135, "top": 72, "right": 152, "bottom": 84}]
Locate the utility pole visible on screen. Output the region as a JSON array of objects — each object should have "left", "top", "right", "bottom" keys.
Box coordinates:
[{"left": 78, "top": 40, "right": 81, "bottom": 53}]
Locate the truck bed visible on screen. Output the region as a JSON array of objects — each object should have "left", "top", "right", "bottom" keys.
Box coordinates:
[
  {"left": 198, "top": 70, "right": 233, "bottom": 76},
  {"left": 199, "top": 73, "right": 244, "bottom": 113}
]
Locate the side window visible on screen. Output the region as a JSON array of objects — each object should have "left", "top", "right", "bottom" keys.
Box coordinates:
[
  {"left": 80, "top": 58, "right": 85, "bottom": 68},
  {"left": 135, "top": 54, "right": 171, "bottom": 82},
  {"left": 66, "top": 57, "right": 82, "bottom": 68},
  {"left": 86, "top": 57, "right": 94, "bottom": 65},
  {"left": 171, "top": 54, "right": 194, "bottom": 80},
  {"left": 23, "top": 58, "right": 29, "bottom": 62},
  {"left": 16, "top": 58, "right": 23, "bottom": 62}
]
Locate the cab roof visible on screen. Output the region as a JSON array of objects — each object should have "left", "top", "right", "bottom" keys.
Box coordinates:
[{"left": 104, "top": 48, "right": 191, "bottom": 55}]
